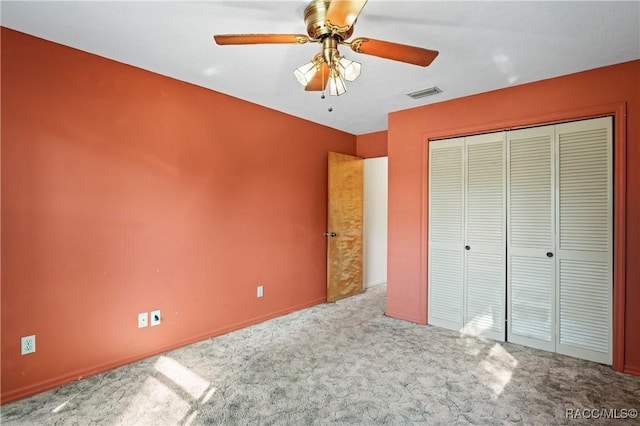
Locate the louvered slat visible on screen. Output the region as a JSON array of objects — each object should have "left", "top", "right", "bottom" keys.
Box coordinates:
[
  {"left": 559, "top": 128, "right": 609, "bottom": 252},
  {"left": 466, "top": 141, "right": 504, "bottom": 246},
  {"left": 430, "top": 250, "right": 463, "bottom": 323},
  {"left": 509, "top": 135, "right": 552, "bottom": 248},
  {"left": 510, "top": 256, "right": 553, "bottom": 342},
  {"left": 465, "top": 252, "right": 504, "bottom": 336},
  {"left": 430, "top": 146, "right": 463, "bottom": 243},
  {"left": 559, "top": 259, "right": 609, "bottom": 353}
]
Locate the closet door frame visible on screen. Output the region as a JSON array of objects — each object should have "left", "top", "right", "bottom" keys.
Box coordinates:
[{"left": 423, "top": 103, "right": 626, "bottom": 372}]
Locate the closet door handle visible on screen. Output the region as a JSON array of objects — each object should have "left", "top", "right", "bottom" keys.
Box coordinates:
[
  {"left": 546, "top": 252, "right": 554, "bottom": 258},
  {"left": 465, "top": 245, "right": 470, "bottom": 251}
]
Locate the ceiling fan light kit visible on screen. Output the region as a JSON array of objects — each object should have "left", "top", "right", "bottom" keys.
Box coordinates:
[
  {"left": 328, "top": 68, "right": 347, "bottom": 96},
  {"left": 214, "top": 0, "right": 438, "bottom": 97},
  {"left": 294, "top": 59, "right": 320, "bottom": 86},
  {"left": 337, "top": 57, "right": 361, "bottom": 82}
]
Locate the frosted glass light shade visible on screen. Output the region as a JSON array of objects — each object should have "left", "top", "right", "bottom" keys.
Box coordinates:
[
  {"left": 337, "top": 57, "right": 361, "bottom": 82},
  {"left": 294, "top": 61, "right": 318, "bottom": 86},
  {"left": 329, "top": 69, "right": 346, "bottom": 96}
]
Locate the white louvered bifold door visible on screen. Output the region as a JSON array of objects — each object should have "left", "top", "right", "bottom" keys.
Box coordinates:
[
  {"left": 507, "top": 125, "right": 556, "bottom": 352},
  {"left": 463, "top": 132, "right": 506, "bottom": 341},
  {"left": 428, "top": 138, "right": 465, "bottom": 331},
  {"left": 555, "top": 117, "right": 612, "bottom": 365}
]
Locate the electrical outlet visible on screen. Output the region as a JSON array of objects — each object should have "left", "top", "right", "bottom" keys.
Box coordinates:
[
  {"left": 138, "top": 312, "right": 148, "bottom": 328},
  {"left": 150, "top": 310, "right": 161, "bottom": 326},
  {"left": 257, "top": 285, "right": 264, "bottom": 298},
  {"left": 21, "top": 335, "right": 36, "bottom": 355}
]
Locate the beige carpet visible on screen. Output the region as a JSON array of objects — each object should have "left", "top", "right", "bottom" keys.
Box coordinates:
[{"left": 2, "top": 284, "right": 639, "bottom": 425}]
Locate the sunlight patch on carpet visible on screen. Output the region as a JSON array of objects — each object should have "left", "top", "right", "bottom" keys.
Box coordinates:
[
  {"left": 154, "top": 356, "right": 210, "bottom": 400},
  {"left": 479, "top": 343, "right": 518, "bottom": 398},
  {"left": 118, "top": 376, "right": 190, "bottom": 425}
]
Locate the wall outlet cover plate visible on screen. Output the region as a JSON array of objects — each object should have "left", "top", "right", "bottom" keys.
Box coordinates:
[
  {"left": 21, "top": 335, "right": 36, "bottom": 355},
  {"left": 150, "top": 310, "right": 161, "bottom": 326}
]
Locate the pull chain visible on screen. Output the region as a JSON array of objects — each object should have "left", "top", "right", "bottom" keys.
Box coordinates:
[{"left": 319, "top": 65, "right": 332, "bottom": 112}]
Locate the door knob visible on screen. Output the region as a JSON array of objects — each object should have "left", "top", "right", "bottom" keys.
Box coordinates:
[
  {"left": 465, "top": 245, "right": 470, "bottom": 251},
  {"left": 546, "top": 252, "right": 554, "bottom": 258},
  {"left": 324, "top": 232, "right": 337, "bottom": 237}
]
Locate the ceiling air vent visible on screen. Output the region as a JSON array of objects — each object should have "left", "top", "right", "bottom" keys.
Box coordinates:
[{"left": 406, "top": 86, "right": 442, "bottom": 99}]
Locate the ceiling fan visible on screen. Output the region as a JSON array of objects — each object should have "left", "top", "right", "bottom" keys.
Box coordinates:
[{"left": 214, "top": 0, "right": 439, "bottom": 96}]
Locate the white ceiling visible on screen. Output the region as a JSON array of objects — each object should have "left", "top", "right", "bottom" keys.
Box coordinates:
[{"left": 2, "top": 1, "right": 639, "bottom": 135}]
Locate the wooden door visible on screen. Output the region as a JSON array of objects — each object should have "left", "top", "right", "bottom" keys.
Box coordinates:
[{"left": 327, "top": 152, "right": 364, "bottom": 302}]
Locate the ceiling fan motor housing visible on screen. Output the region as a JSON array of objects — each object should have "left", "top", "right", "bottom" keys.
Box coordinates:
[{"left": 304, "top": 0, "right": 354, "bottom": 40}]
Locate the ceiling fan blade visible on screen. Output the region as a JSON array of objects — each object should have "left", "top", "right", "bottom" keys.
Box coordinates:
[
  {"left": 349, "top": 37, "right": 439, "bottom": 67},
  {"left": 305, "top": 63, "right": 330, "bottom": 91},
  {"left": 325, "top": 0, "right": 368, "bottom": 32},
  {"left": 214, "top": 34, "right": 310, "bottom": 45}
]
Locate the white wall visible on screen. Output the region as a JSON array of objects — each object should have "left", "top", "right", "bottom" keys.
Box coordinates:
[{"left": 363, "top": 157, "right": 388, "bottom": 288}]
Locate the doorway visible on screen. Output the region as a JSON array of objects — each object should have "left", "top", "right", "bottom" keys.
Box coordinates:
[{"left": 363, "top": 157, "right": 388, "bottom": 289}]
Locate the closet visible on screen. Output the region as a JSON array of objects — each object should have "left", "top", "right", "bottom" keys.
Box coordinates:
[{"left": 427, "top": 116, "right": 612, "bottom": 365}]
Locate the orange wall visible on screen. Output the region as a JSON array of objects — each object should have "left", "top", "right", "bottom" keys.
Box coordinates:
[
  {"left": 386, "top": 60, "right": 640, "bottom": 374},
  {"left": 0, "top": 28, "right": 356, "bottom": 403},
  {"left": 356, "top": 131, "right": 388, "bottom": 158}
]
